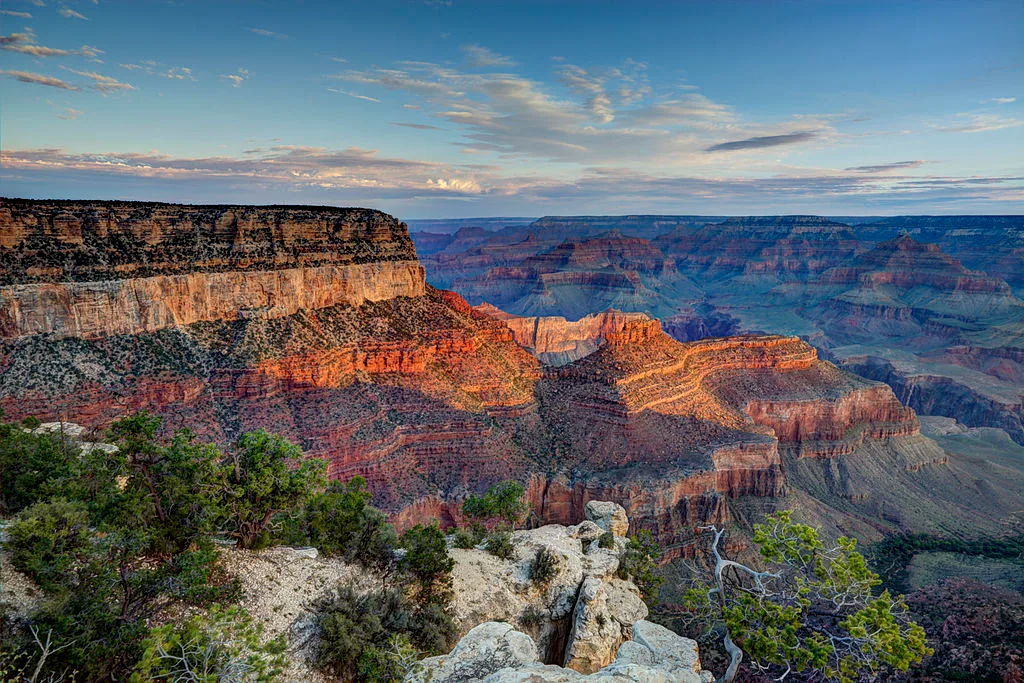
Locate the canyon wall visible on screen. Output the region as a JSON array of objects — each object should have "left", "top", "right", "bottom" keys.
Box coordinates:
[
  {"left": 0, "top": 200, "right": 425, "bottom": 338},
  {"left": 2, "top": 200, "right": 983, "bottom": 550}
]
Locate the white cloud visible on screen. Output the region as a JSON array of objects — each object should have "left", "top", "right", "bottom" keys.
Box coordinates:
[
  {"left": 59, "top": 65, "right": 134, "bottom": 93},
  {"left": 985, "top": 97, "right": 1016, "bottom": 105},
  {"left": 0, "top": 10, "right": 33, "bottom": 18},
  {"left": 161, "top": 67, "right": 195, "bottom": 81},
  {"left": 327, "top": 87, "right": 380, "bottom": 103},
  {"left": 938, "top": 113, "right": 1024, "bottom": 134},
  {"left": 462, "top": 44, "right": 516, "bottom": 68},
  {"left": 58, "top": 6, "right": 88, "bottom": 20},
  {"left": 247, "top": 27, "right": 287, "bottom": 39},
  {"left": 1, "top": 69, "right": 79, "bottom": 90},
  {"left": 221, "top": 68, "right": 248, "bottom": 88},
  {"left": 0, "top": 30, "right": 103, "bottom": 58}
]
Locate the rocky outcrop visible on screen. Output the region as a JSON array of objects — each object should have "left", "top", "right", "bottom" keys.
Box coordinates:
[
  {"left": 414, "top": 505, "right": 711, "bottom": 682},
  {"left": 477, "top": 306, "right": 653, "bottom": 365},
  {"left": 448, "top": 509, "right": 640, "bottom": 664},
  {"left": 0, "top": 261, "right": 425, "bottom": 339},
  {"left": 407, "top": 620, "right": 709, "bottom": 683}
]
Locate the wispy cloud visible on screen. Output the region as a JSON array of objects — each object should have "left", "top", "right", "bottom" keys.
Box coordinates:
[
  {"left": 161, "top": 67, "right": 195, "bottom": 81},
  {"left": 0, "top": 30, "right": 102, "bottom": 58},
  {"left": 221, "top": 68, "right": 248, "bottom": 88},
  {"left": 247, "top": 27, "right": 287, "bottom": 39},
  {"left": 0, "top": 145, "right": 487, "bottom": 197},
  {"left": 556, "top": 64, "right": 613, "bottom": 123},
  {"left": 462, "top": 44, "right": 516, "bottom": 68},
  {"left": 5, "top": 145, "right": 1022, "bottom": 212},
  {"left": 0, "top": 10, "right": 33, "bottom": 18},
  {"left": 392, "top": 122, "right": 444, "bottom": 130},
  {"left": 57, "top": 107, "right": 82, "bottom": 120},
  {"left": 937, "top": 113, "right": 1024, "bottom": 134},
  {"left": 328, "top": 87, "right": 380, "bottom": 103},
  {"left": 58, "top": 6, "right": 88, "bottom": 20},
  {"left": 705, "top": 131, "right": 821, "bottom": 152},
  {"left": 59, "top": 65, "right": 134, "bottom": 93},
  {"left": 985, "top": 97, "right": 1016, "bottom": 105},
  {"left": 0, "top": 69, "right": 79, "bottom": 90},
  {"left": 846, "top": 160, "right": 927, "bottom": 173}
]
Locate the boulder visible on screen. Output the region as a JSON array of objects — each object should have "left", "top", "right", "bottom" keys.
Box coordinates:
[
  {"left": 563, "top": 577, "right": 622, "bottom": 674},
  {"left": 405, "top": 622, "right": 539, "bottom": 683},
  {"left": 628, "top": 621, "right": 703, "bottom": 680},
  {"left": 568, "top": 520, "right": 605, "bottom": 543},
  {"left": 585, "top": 501, "right": 629, "bottom": 537},
  {"left": 406, "top": 620, "right": 709, "bottom": 682},
  {"left": 604, "top": 578, "right": 647, "bottom": 627}
]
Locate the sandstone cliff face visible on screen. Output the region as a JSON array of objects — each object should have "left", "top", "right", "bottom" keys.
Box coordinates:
[{"left": 0, "top": 200, "right": 424, "bottom": 339}]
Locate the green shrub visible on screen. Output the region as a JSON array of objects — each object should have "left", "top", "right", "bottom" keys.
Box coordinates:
[
  {"left": 450, "top": 527, "right": 478, "bottom": 549},
  {"left": 357, "top": 634, "right": 418, "bottom": 683},
  {"left": 0, "top": 420, "right": 83, "bottom": 514},
  {"left": 399, "top": 523, "right": 454, "bottom": 608},
  {"left": 8, "top": 499, "right": 91, "bottom": 592},
  {"left": 219, "top": 430, "right": 326, "bottom": 549},
  {"left": 616, "top": 530, "right": 664, "bottom": 607},
  {"left": 462, "top": 481, "right": 531, "bottom": 529},
  {"left": 528, "top": 546, "right": 558, "bottom": 586},
  {"left": 132, "top": 605, "right": 285, "bottom": 683},
  {"left": 485, "top": 530, "right": 514, "bottom": 560},
  {"left": 598, "top": 531, "right": 615, "bottom": 549},
  {"left": 281, "top": 476, "right": 396, "bottom": 569},
  {"left": 314, "top": 585, "right": 454, "bottom": 679}
]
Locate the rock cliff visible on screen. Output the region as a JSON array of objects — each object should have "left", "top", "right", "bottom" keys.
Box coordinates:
[
  {"left": 476, "top": 305, "right": 653, "bottom": 365},
  {"left": 0, "top": 200, "right": 424, "bottom": 338},
  {"left": 2, "top": 200, "right": 985, "bottom": 552}
]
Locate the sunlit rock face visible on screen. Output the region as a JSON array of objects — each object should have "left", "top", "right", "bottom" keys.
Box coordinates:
[
  {"left": 0, "top": 200, "right": 425, "bottom": 338},
  {"left": 2, "top": 200, "right": 950, "bottom": 550}
]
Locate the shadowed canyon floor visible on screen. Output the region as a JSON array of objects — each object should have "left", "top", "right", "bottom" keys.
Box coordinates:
[{"left": 3, "top": 201, "right": 1023, "bottom": 557}]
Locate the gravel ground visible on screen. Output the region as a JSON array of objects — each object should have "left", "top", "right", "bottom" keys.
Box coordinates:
[
  {"left": 220, "top": 546, "right": 363, "bottom": 682},
  {"left": 0, "top": 550, "right": 42, "bottom": 618}
]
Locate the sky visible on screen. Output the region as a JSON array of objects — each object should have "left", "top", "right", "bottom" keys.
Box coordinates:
[{"left": 1, "top": 0, "right": 1022, "bottom": 218}]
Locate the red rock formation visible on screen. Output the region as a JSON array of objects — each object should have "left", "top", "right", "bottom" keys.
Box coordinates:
[
  {"left": 1, "top": 200, "right": 950, "bottom": 549},
  {"left": 474, "top": 305, "right": 653, "bottom": 365}
]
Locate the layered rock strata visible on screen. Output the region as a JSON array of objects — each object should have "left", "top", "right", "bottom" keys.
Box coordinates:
[
  {"left": 1, "top": 200, "right": 951, "bottom": 550},
  {"left": 0, "top": 200, "right": 424, "bottom": 338}
]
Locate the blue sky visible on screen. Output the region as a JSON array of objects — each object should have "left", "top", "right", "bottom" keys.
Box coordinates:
[{"left": 1, "top": 0, "right": 1022, "bottom": 217}]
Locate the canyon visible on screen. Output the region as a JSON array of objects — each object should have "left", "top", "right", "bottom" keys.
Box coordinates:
[
  {"left": 417, "top": 215, "right": 1024, "bottom": 448},
  {"left": 2, "top": 200, "right": 1022, "bottom": 556}
]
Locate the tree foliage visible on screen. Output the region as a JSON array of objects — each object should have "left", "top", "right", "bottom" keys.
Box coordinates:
[
  {"left": 683, "top": 512, "right": 931, "bottom": 683},
  {"left": 220, "top": 429, "right": 327, "bottom": 549},
  {"left": 280, "top": 476, "right": 396, "bottom": 569},
  {"left": 0, "top": 412, "right": 318, "bottom": 681},
  {"left": 131, "top": 605, "right": 285, "bottom": 683},
  {"left": 617, "top": 530, "right": 665, "bottom": 607},
  {"left": 399, "top": 523, "right": 455, "bottom": 608},
  {"left": 462, "top": 480, "right": 530, "bottom": 529}
]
